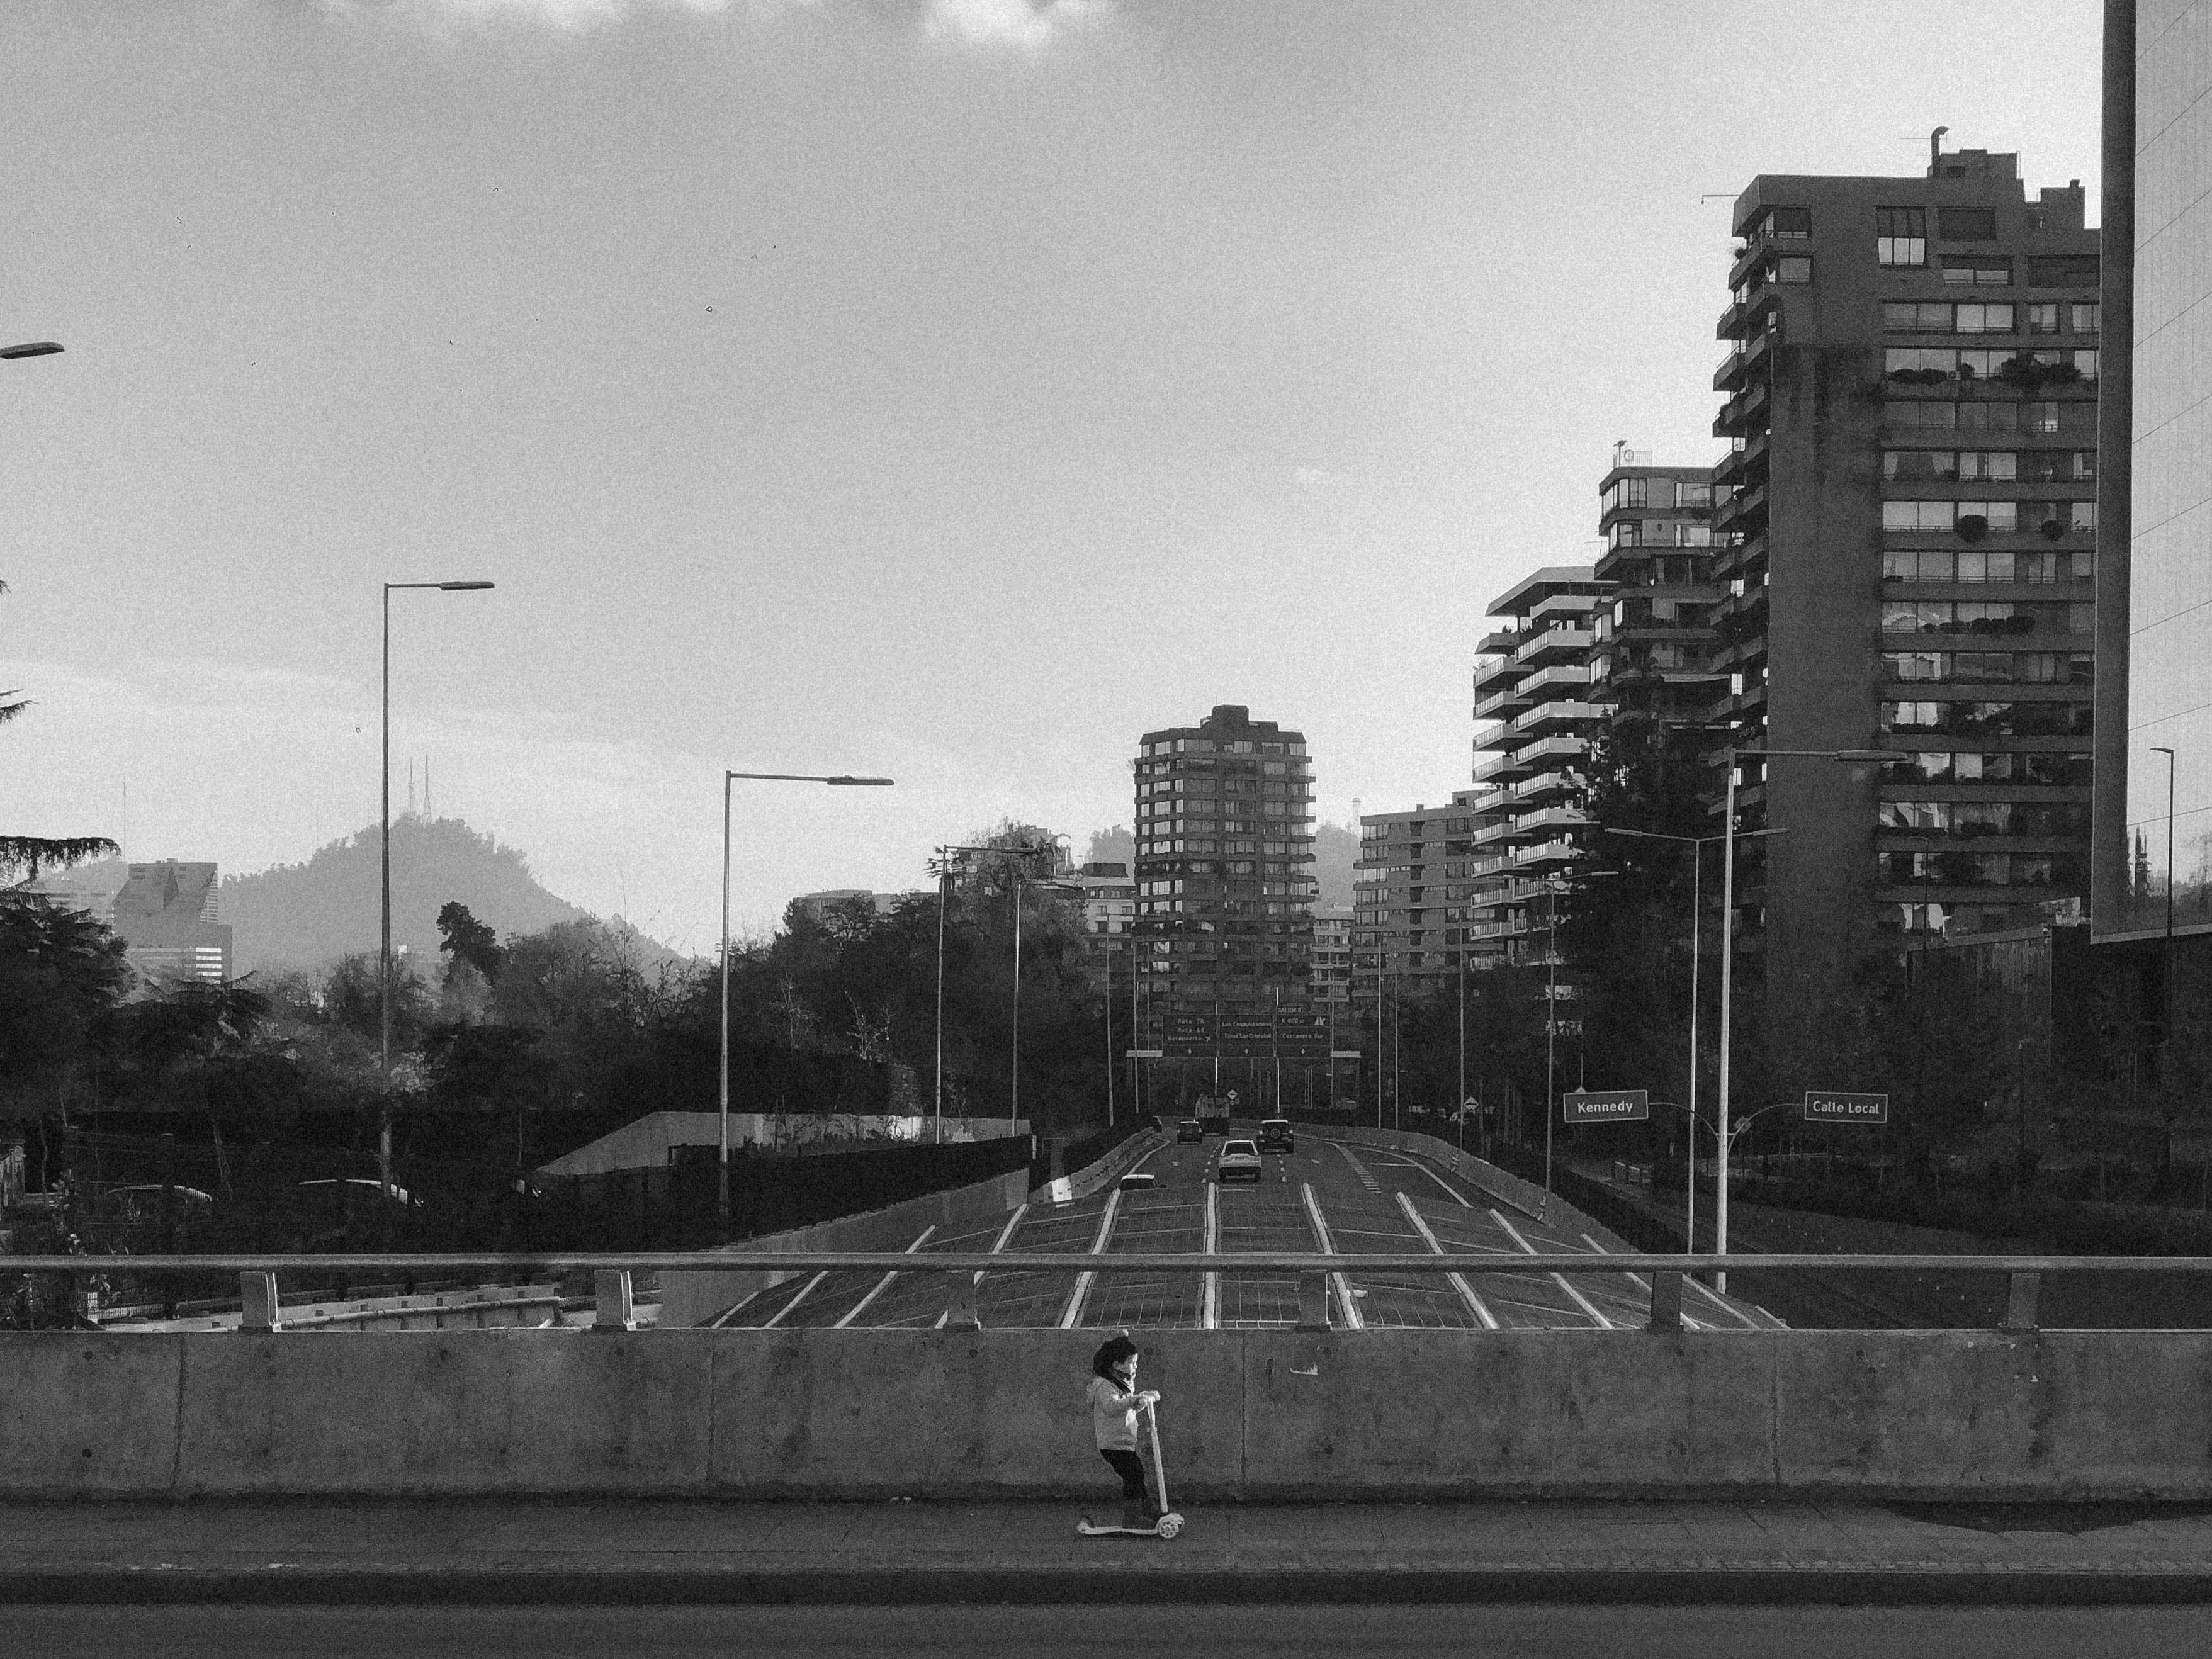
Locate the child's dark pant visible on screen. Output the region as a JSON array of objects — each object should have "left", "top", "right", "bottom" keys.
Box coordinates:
[{"left": 1100, "top": 1449, "right": 1146, "bottom": 1500}]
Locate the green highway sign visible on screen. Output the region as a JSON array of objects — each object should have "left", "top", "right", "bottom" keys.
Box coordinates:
[
  {"left": 1803, "top": 1090, "right": 1888, "bottom": 1125},
  {"left": 1562, "top": 1088, "right": 1649, "bottom": 1123}
]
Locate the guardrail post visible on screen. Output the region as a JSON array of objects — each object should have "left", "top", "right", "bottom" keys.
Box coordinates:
[
  {"left": 944, "top": 1271, "right": 981, "bottom": 1330},
  {"left": 2002, "top": 1271, "right": 2040, "bottom": 1334},
  {"left": 1645, "top": 1269, "right": 1684, "bottom": 1332},
  {"left": 1296, "top": 1270, "right": 1330, "bottom": 1331},
  {"left": 594, "top": 1269, "right": 635, "bottom": 1332},
  {"left": 239, "top": 1271, "right": 282, "bottom": 1332}
]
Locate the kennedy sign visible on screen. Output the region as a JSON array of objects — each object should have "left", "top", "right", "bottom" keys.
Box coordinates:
[
  {"left": 1561, "top": 1088, "right": 1649, "bottom": 1123},
  {"left": 1803, "top": 1090, "right": 1889, "bottom": 1125}
]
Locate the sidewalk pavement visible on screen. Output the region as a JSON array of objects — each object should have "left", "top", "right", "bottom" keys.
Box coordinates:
[{"left": 6, "top": 1497, "right": 2212, "bottom": 1606}]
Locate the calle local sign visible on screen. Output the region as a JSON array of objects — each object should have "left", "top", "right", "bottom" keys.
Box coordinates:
[
  {"left": 1561, "top": 1088, "right": 1649, "bottom": 1123},
  {"left": 1803, "top": 1090, "right": 1890, "bottom": 1125}
]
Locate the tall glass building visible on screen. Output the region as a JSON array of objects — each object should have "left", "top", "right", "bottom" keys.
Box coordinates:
[{"left": 2094, "top": 1, "right": 2212, "bottom": 939}]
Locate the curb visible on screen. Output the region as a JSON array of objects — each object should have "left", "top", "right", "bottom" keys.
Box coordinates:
[{"left": 8, "top": 1564, "right": 2212, "bottom": 1607}]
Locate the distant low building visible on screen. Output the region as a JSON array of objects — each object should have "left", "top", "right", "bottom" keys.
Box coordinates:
[
  {"left": 790, "top": 889, "right": 920, "bottom": 927},
  {"left": 112, "top": 862, "right": 232, "bottom": 984}
]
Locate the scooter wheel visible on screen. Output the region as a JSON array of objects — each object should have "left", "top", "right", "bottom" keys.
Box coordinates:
[{"left": 1156, "top": 1512, "right": 1183, "bottom": 1538}]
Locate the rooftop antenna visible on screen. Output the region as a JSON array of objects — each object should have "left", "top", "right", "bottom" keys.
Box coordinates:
[{"left": 1929, "top": 124, "right": 1949, "bottom": 176}]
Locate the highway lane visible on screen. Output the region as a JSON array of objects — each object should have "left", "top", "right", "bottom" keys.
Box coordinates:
[
  {"left": 12, "top": 1603, "right": 2203, "bottom": 1658},
  {"left": 710, "top": 1129, "right": 1775, "bottom": 1332}
]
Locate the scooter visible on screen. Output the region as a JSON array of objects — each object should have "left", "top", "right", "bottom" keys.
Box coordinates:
[{"left": 1076, "top": 1398, "right": 1186, "bottom": 1539}]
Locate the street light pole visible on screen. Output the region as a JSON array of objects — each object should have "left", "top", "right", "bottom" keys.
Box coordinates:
[
  {"left": 1713, "top": 745, "right": 1885, "bottom": 1291},
  {"left": 2153, "top": 745, "right": 2178, "bottom": 1171},
  {"left": 381, "top": 580, "right": 493, "bottom": 1196},
  {"left": 718, "top": 769, "right": 894, "bottom": 1220}
]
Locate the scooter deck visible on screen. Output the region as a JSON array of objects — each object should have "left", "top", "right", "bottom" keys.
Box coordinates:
[{"left": 1076, "top": 1516, "right": 1182, "bottom": 1538}]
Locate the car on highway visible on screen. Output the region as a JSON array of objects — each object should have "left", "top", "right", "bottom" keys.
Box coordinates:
[
  {"left": 1258, "top": 1118, "right": 1295, "bottom": 1152},
  {"left": 1176, "top": 1119, "right": 1204, "bottom": 1144},
  {"left": 1215, "top": 1139, "right": 1263, "bottom": 1183}
]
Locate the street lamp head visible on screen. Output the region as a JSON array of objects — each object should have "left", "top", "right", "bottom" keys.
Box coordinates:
[
  {"left": 825, "top": 776, "right": 896, "bottom": 787},
  {"left": 437, "top": 581, "right": 495, "bottom": 591},
  {"left": 2153, "top": 745, "right": 2177, "bottom": 757},
  {"left": 0, "top": 341, "right": 62, "bottom": 360}
]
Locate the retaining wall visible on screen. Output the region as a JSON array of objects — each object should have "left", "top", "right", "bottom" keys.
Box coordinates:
[{"left": 7, "top": 1326, "right": 2212, "bottom": 1500}]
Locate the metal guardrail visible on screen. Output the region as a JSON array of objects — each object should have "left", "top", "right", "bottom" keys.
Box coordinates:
[{"left": 13, "top": 1252, "right": 2212, "bottom": 1335}]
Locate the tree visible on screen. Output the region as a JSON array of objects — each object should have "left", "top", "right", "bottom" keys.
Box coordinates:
[
  {"left": 436, "top": 901, "right": 503, "bottom": 985},
  {"left": 0, "top": 897, "right": 131, "bottom": 1118},
  {"left": 0, "top": 582, "right": 120, "bottom": 883}
]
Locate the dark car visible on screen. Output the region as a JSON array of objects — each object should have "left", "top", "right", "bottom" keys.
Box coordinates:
[
  {"left": 1176, "top": 1119, "right": 1204, "bottom": 1144},
  {"left": 1258, "top": 1118, "right": 1295, "bottom": 1153}
]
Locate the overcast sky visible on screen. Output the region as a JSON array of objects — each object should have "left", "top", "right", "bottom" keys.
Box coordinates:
[{"left": 2, "top": 0, "right": 2102, "bottom": 947}]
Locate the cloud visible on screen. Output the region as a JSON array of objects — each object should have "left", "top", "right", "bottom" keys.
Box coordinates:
[
  {"left": 923, "top": 0, "right": 1109, "bottom": 48},
  {"left": 327, "top": 0, "right": 745, "bottom": 35},
  {"left": 332, "top": 0, "right": 1105, "bottom": 41}
]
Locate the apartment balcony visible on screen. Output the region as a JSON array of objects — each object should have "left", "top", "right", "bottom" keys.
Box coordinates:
[
  {"left": 1477, "top": 627, "right": 1518, "bottom": 656},
  {"left": 1474, "top": 685, "right": 1532, "bottom": 723},
  {"left": 1515, "top": 663, "right": 1594, "bottom": 702},
  {"left": 1503, "top": 805, "right": 1589, "bottom": 843},
  {"left": 1513, "top": 767, "right": 1583, "bottom": 806},
  {"left": 1714, "top": 481, "right": 1768, "bottom": 534},
  {"left": 1712, "top": 374, "right": 1771, "bottom": 439},
  {"left": 1707, "top": 340, "right": 1743, "bottom": 396},
  {"left": 1512, "top": 627, "right": 1594, "bottom": 668},
  {"left": 1513, "top": 838, "right": 1581, "bottom": 870},
  {"left": 1515, "top": 699, "right": 1606, "bottom": 736}
]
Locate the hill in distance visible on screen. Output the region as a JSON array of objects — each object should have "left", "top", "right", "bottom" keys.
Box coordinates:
[{"left": 221, "top": 814, "right": 687, "bottom": 978}]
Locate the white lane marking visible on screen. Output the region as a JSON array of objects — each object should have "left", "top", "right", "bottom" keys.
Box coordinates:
[
  {"left": 1202, "top": 1178, "right": 1220, "bottom": 1331},
  {"left": 1058, "top": 1187, "right": 1126, "bottom": 1330},
  {"left": 1490, "top": 1208, "right": 1613, "bottom": 1329},
  {"left": 1301, "top": 1181, "right": 1364, "bottom": 1331},
  {"left": 761, "top": 1271, "right": 826, "bottom": 1330},
  {"left": 1396, "top": 1191, "right": 1498, "bottom": 1329},
  {"left": 1577, "top": 1231, "right": 1708, "bottom": 1332},
  {"left": 833, "top": 1225, "right": 937, "bottom": 1329},
  {"left": 1335, "top": 1142, "right": 1382, "bottom": 1193},
  {"left": 930, "top": 1203, "right": 1030, "bottom": 1330}
]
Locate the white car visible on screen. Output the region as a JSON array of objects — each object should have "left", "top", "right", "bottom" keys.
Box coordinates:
[{"left": 1215, "top": 1139, "right": 1264, "bottom": 1183}]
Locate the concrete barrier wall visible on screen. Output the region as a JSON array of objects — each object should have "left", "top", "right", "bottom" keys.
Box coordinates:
[
  {"left": 8, "top": 1326, "right": 2212, "bottom": 1500},
  {"left": 655, "top": 1167, "right": 1030, "bottom": 1329}
]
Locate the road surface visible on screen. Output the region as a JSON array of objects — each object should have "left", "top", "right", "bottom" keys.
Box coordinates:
[{"left": 710, "top": 1129, "right": 1776, "bottom": 1332}]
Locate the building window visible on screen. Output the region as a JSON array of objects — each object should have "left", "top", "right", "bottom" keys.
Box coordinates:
[
  {"left": 2024, "top": 402, "right": 2061, "bottom": 435},
  {"left": 1884, "top": 301, "right": 1955, "bottom": 333},
  {"left": 1885, "top": 398, "right": 1958, "bottom": 430},
  {"left": 1942, "top": 256, "right": 2012, "bottom": 284},
  {"left": 1937, "top": 206, "right": 1997, "bottom": 241},
  {"left": 1884, "top": 449, "right": 1959, "bottom": 481},
  {"left": 2071, "top": 450, "right": 2096, "bottom": 480},
  {"left": 2027, "top": 256, "right": 2100, "bottom": 286},
  {"left": 1958, "top": 401, "right": 2020, "bottom": 432},
  {"left": 1886, "top": 346, "right": 1955, "bottom": 380},
  {"left": 2073, "top": 349, "right": 2100, "bottom": 379},
  {"left": 1956, "top": 303, "right": 2014, "bottom": 334},
  {"left": 2071, "top": 302, "right": 2101, "bottom": 334},
  {"left": 1877, "top": 206, "right": 1927, "bottom": 267},
  {"left": 1883, "top": 500, "right": 1955, "bottom": 533},
  {"left": 2070, "top": 500, "right": 2098, "bottom": 533},
  {"left": 1958, "top": 450, "right": 2017, "bottom": 481},
  {"left": 1775, "top": 255, "right": 1813, "bottom": 283},
  {"left": 2027, "top": 302, "right": 2062, "bottom": 334}
]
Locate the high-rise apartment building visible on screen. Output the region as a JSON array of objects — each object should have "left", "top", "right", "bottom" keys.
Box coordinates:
[
  {"left": 1590, "top": 452, "right": 1727, "bottom": 728},
  {"left": 1309, "top": 904, "right": 1355, "bottom": 1011},
  {"left": 1132, "top": 706, "right": 1318, "bottom": 1051},
  {"left": 1465, "top": 568, "right": 1611, "bottom": 967},
  {"left": 1715, "top": 142, "right": 2099, "bottom": 1026},
  {"left": 1353, "top": 796, "right": 1477, "bottom": 986}
]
